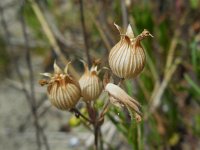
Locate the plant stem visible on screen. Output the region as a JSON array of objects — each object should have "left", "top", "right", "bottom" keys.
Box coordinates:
[
  {"left": 98, "top": 99, "right": 110, "bottom": 123},
  {"left": 149, "top": 58, "right": 181, "bottom": 113},
  {"left": 120, "top": 0, "right": 128, "bottom": 28},
  {"left": 85, "top": 101, "right": 100, "bottom": 149},
  {"left": 89, "top": 12, "right": 111, "bottom": 52},
  {"left": 29, "top": 0, "right": 79, "bottom": 79},
  {"left": 70, "top": 108, "right": 92, "bottom": 123},
  {"left": 118, "top": 78, "right": 125, "bottom": 86},
  {"left": 94, "top": 125, "right": 99, "bottom": 150},
  {"left": 79, "top": 0, "right": 92, "bottom": 67},
  {"left": 20, "top": 9, "right": 40, "bottom": 148}
]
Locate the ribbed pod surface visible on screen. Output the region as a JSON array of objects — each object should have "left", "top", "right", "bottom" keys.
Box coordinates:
[
  {"left": 48, "top": 82, "right": 81, "bottom": 110},
  {"left": 79, "top": 60, "right": 103, "bottom": 101},
  {"left": 109, "top": 24, "right": 152, "bottom": 79}
]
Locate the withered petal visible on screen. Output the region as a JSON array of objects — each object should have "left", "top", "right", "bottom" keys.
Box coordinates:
[
  {"left": 105, "top": 83, "right": 142, "bottom": 119},
  {"left": 40, "top": 73, "right": 52, "bottom": 77}
]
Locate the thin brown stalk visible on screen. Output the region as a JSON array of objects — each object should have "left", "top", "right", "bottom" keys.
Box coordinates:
[
  {"left": 1, "top": 4, "right": 44, "bottom": 150},
  {"left": 94, "top": 125, "right": 99, "bottom": 150},
  {"left": 19, "top": 104, "right": 51, "bottom": 132},
  {"left": 38, "top": 125, "right": 50, "bottom": 150},
  {"left": 85, "top": 100, "right": 100, "bottom": 150},
  {"left": 118, "top": 78, "right": 125, "bottom": 86},
  {"left": 19, "top": 5, "right": 44, "bottom": 149},
  {"left": 70, "top": 108, "right": 92, "bottom": 123},
  {"left": 78, "top": 0, "right": 92, "bottom": 67},
  {"left": 99, "top": 127, "right": 103, "bottom": 150},
  {"left": 80, "top": 119, "right": 93, "bottom": 132},
  {"left": 92, "top": 108, "right": 99, "bottom": 150},
  {"left": 29, "top": 0, "right": 79, "bottom": 79},
  {"left": 120, "top": 0, "right": 128, "bottom": 28},
  {"left": 0, "top": 7, "right": 31, "bottom": 105},
  {"left": 89, "top": 12, "right": 111, "bottom": 52},
  {"left": 98, "top": 99, "right": 110, "bottom": 122}
]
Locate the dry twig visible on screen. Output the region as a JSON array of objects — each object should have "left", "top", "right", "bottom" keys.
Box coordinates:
[
  {"left": 79, "top": 0, "right": 92, "bottom": 66},
  {"left": 19, "top": 4, "right": 50, "bottom": 149},
  {"left": 29, "top": 0, "right": 79, "bottom": 79}
]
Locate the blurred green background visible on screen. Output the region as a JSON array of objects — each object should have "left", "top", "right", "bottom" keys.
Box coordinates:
[{"left": 0, "top": 0, "right": 200, "bottom": 150}]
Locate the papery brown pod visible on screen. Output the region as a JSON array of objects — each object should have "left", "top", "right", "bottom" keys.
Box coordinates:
[
  {"left": 40, "top": 62, "right": 81, "bottom": 110},
  {"left": 79, "top": 60, "right": 103, "bottom": 101},
  {"left": 109, "top": 23, "right": 153, "bottom": 79},
  {"left": 105, "top": 83, "right": 142, "bottom": 122}
]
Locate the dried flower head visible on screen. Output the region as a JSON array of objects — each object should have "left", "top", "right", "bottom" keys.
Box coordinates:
[
  {"left": 79, "top": 59, "right": 103, "bottom": 101},
  {"left": 109, "top": 23, "right": 153, "bottom": 79},
  {"left": 39, "top": 61, "right": 81, "bottom": 110},
  {"left": 105, "top": 83, "right": 142, "bottom": 122}
]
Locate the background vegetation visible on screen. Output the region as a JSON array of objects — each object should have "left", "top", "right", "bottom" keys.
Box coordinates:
[{"left": 0, "top": 0, "right": 200, "bottom": 150}]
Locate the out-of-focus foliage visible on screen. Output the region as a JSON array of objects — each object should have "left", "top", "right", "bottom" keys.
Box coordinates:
[{"left": 1, "top": 0, "right": 200, "bottom": 149}]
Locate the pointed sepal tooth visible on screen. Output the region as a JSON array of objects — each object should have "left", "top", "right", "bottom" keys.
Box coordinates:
[
  {"left": 126, "top": 24, "right": 134, "bottom": 39},
  {"left": 64, "top": 61, "right": 71, "bottom": 74},
  {"left": 54, "top": 61, "right": 62, "bottom": 74}
]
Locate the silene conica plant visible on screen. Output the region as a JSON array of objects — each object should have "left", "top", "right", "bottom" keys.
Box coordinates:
[{"left": 39, "top": 23, "right": 152, "bottom": 149}]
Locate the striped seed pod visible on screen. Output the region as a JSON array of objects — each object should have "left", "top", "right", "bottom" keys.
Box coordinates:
[
  {"left": 40, "top": 61, "right": 81, "bottom": 110},
  {"left": 109, "top": 23, "right": 153, "bottom": 79},
  {"left": 79, "top": 60, "right": 103, "bottom": 101}
]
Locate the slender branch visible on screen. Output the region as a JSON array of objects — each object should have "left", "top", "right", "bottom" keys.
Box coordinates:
[
  {"left": 87, "top": 0, "right": 115, "bottom": 49},
  {"left": 120, "top": 0, "right": 128, "bottom": 28},
  {"left": 94, "top": 125, "right": 99, "bottom": 150},
  {"left": 19, "top": 102, "right": 50, "bottom": 132},
  {"left": 29, "top": 0, "right": 79, "bottom": 79},
  {"left": 85, "top": 101, "right": 99, "bottom": 150},
  {"left": 89, "top": 12, "right": 111, "bottom": 52},
  {"left": 80, "top": 119, "right": 93, "bottom": 132},
  {"left": 98, "top": 99, "right": 110, "bottom": 123},
  {"left": 149, "top": 58, "right": 181, "bottom": 113},
  {"left": 38, "top": 125, "right": 50, "bottom": 150},
  {"left": 1, "top": 3, "right": 45, "bottom": 150},
  {"left": 19, "top": 4, "right": 42, "bottom": 149},
  {"left": 0, "top": 5, "right": 32, "bottom": 106},
  {"left": 118, "top": 78, "right": 125, "bottom": 86},
  {"left": 164, "top": 31, "right": 179, "bottom": 74},
  {"left": 18, "top": 95, "right": 48, "bottom": 130},
  {"left": 78, "top": 0, "right": 92, "bottom": 66},
  {"left": 99, "top": 127, "right": 103, "bottom": 150},
  {"left": 70, "top": 108, "right": 92, "bottom": 123}
]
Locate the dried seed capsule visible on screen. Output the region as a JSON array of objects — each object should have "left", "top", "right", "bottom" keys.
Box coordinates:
[
  {"left": 79, "top": 60, "right": 103, "bottom": 101},
  {"left": 105, "top": 83, "right": 142, "bottom": 122},
  {"left": 40, "top": 62, "right": 81, "bottom": 110},
  {"left": 109, "top": 23, "right": 153, "bottom": 79}
]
